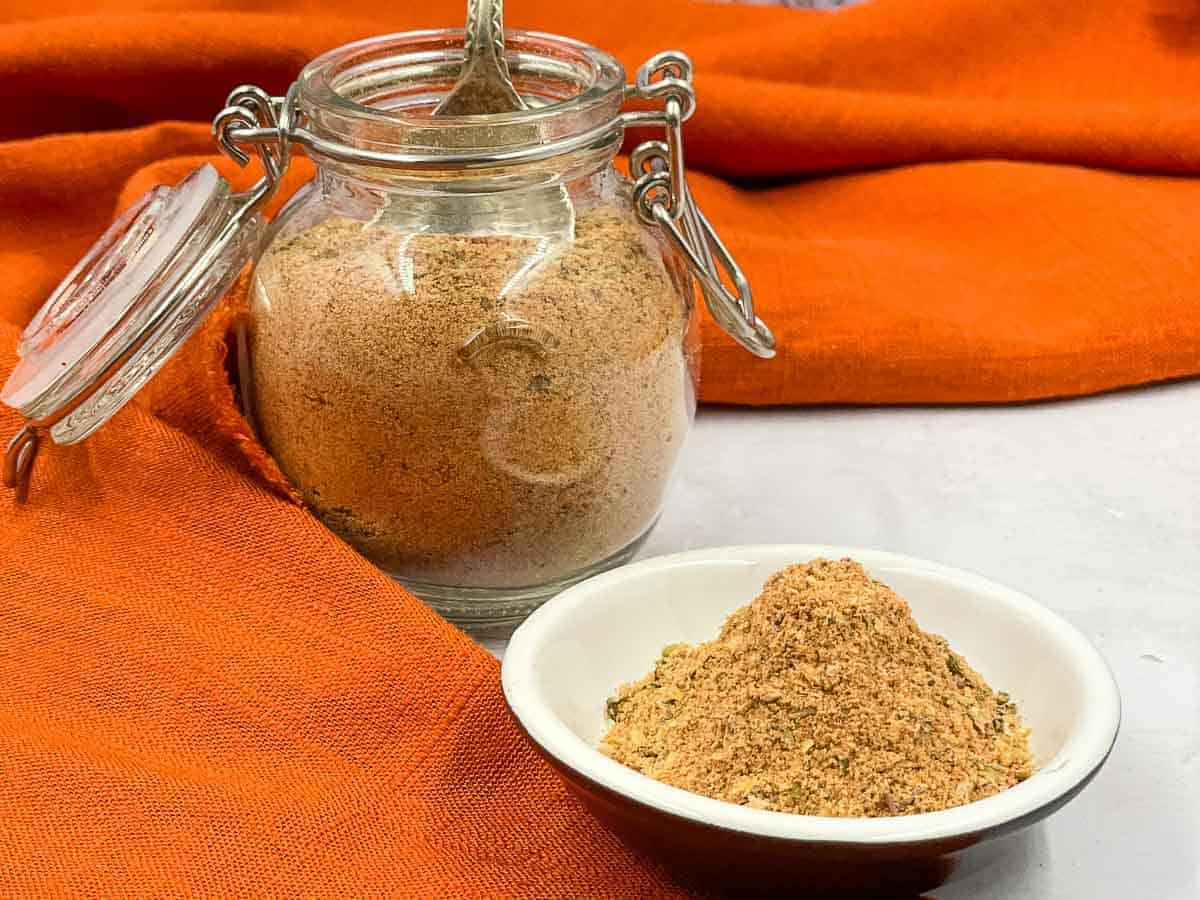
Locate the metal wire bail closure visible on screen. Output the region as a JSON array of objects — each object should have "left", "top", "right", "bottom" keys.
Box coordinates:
[
  {"left": 213, "top": 83, "right": 294, "bottom": 211},
  {"left": 628, "top": 53, "right": 775, "bottom": 359},
  {"left": 3, "top": 426, "right": 39, "bottom": 504}
]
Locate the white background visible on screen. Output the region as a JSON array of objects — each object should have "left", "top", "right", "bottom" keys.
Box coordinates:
[{"left": 490, "top": 380, "right": 1200, "bottom": 898}]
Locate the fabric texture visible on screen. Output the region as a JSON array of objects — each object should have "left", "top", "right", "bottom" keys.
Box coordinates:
[
  {"left": 5, "top": 0, "right": 1200, "bottom": 406},
  {"left": 2, "top": 0, "right": 1199, "bottom": 894}
]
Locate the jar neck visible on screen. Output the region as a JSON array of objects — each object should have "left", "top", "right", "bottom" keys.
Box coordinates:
[
  {"left": 296, "top": 29, "right": 626, "bottom": 189},
  {"left": 311, "top": 154, "right": 621, "bottom": 242},
  {"left": 310, "top": 142, "right": 621, "bottom": 193}
]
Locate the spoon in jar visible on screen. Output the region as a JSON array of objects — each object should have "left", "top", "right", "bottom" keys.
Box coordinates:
[
  {"left": 435, "top": 0, "right": 526, "bottom": 116},
  {"left": 428, "top": 0, "right": 575, "bottom": 239}
]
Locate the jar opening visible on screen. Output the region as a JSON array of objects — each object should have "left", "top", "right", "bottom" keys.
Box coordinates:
[{"left": 298, "top": 29, "right": 626, "bottom": 159}]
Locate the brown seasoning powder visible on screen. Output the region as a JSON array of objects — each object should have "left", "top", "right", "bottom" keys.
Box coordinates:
[
  {"left": 600, "top": 559, "right": 1034, "bottom": 817},
  {"left": 249, "top": 207, "right": 693, "bottom": 587}
]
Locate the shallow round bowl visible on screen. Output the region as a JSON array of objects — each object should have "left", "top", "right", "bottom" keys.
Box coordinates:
[{"left": 502, "top": 545, "right": 1121, "bottom": 899}]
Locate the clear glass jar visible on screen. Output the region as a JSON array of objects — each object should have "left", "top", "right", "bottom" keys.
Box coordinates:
[
  {"left": 0, "top": 29, "right": 772, "bottom": 631},
  {"left": 247, "top": 32, "right": 704, "bottom": 626}
]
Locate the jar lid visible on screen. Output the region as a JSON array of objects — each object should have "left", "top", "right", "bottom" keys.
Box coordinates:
[{"left": 1, "top": 164, "right": 262, "bottom": 444}]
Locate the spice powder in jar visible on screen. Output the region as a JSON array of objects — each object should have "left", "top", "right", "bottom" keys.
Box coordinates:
[{"left": 249, "top": 205, "right": 695, "bottom": 589}]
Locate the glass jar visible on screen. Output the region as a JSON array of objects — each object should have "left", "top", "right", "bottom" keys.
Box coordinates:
[
  {"left": 1, "top": 29, "right": 773, "bottom": 631},
  {"left": 252, "top": 32, "right": 700, "bottom": 625}
]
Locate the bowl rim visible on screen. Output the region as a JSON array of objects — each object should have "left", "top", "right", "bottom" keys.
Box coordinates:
[{"left": 501, "top": 544, "right": 1122, "bottom": 845}]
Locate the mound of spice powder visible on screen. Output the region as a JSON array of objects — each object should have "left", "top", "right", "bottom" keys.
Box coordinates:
[{"left": 600, "top": 559, "right": 1033, "bottom": 817}]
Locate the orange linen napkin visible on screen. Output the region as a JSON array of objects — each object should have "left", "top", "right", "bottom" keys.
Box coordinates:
[
  {"left": 2, "top": 0, "right": 1200, "bottom": 895},
  {"left": 5, "top": 0, "right": 1200, "bottom": 406},
  {"left": 0, "top": 325, "right": 687, "bottom": 896}
]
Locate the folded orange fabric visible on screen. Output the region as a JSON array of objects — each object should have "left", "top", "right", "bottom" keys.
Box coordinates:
[
  {"left": 0, "top": 324, "right": 689, "bottom": 896},
  {"left": 2, "top": 0, "right": 1200, "bottom": 894},
  {"left": 4, "top": 0, "right": 1200, "bottom": 405}
]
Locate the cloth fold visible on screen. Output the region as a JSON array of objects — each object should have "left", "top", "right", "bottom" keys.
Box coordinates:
[
  {"left": 5, "top": 0, "right": 1200, "bottom": 405},
  {"left": 0, "top": 323, "right": 678, "bottom": 895},
  {"left": 2, "top": 0, "right": 1200, "bottom": 894}
]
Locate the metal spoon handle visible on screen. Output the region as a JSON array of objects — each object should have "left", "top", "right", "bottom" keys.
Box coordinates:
[
  {"left": 435, "top": 0, "right": 524, "bottom": 116},
  {"left": 464, "top": 0, "right": 509, "bottom": 76}
]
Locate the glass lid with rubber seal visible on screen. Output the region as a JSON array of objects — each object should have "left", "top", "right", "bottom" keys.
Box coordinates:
[{"left": 1, "top": 162, "right": 266, "bottom": 501}]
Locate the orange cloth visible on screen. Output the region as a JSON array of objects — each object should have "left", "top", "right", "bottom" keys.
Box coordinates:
[
  {"left": 1, "top": 0, "right": 1199, "bottom": 894},
  {"left": 5, "top": 0, "right": 1200, "bottom": 405}
]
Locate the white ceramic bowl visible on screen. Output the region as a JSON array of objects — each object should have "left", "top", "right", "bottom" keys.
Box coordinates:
[{"left": 503, "top": 545, "right": 1121, "bottom": 898}]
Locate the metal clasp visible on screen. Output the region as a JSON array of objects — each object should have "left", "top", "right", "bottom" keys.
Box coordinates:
[
  {"left": 3, "top": 425, "right": 40, "bottom": 504},
  {"left": 623, "top": 53, "right": 775, "bottom": 359},
  {"left": 212, "top": 84, "right": 296, "bottom": 216}
]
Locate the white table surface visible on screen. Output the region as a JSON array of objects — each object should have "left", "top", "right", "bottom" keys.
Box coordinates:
[{"left": 485, "top": 379, "right": 1200, "bottom": 899}]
